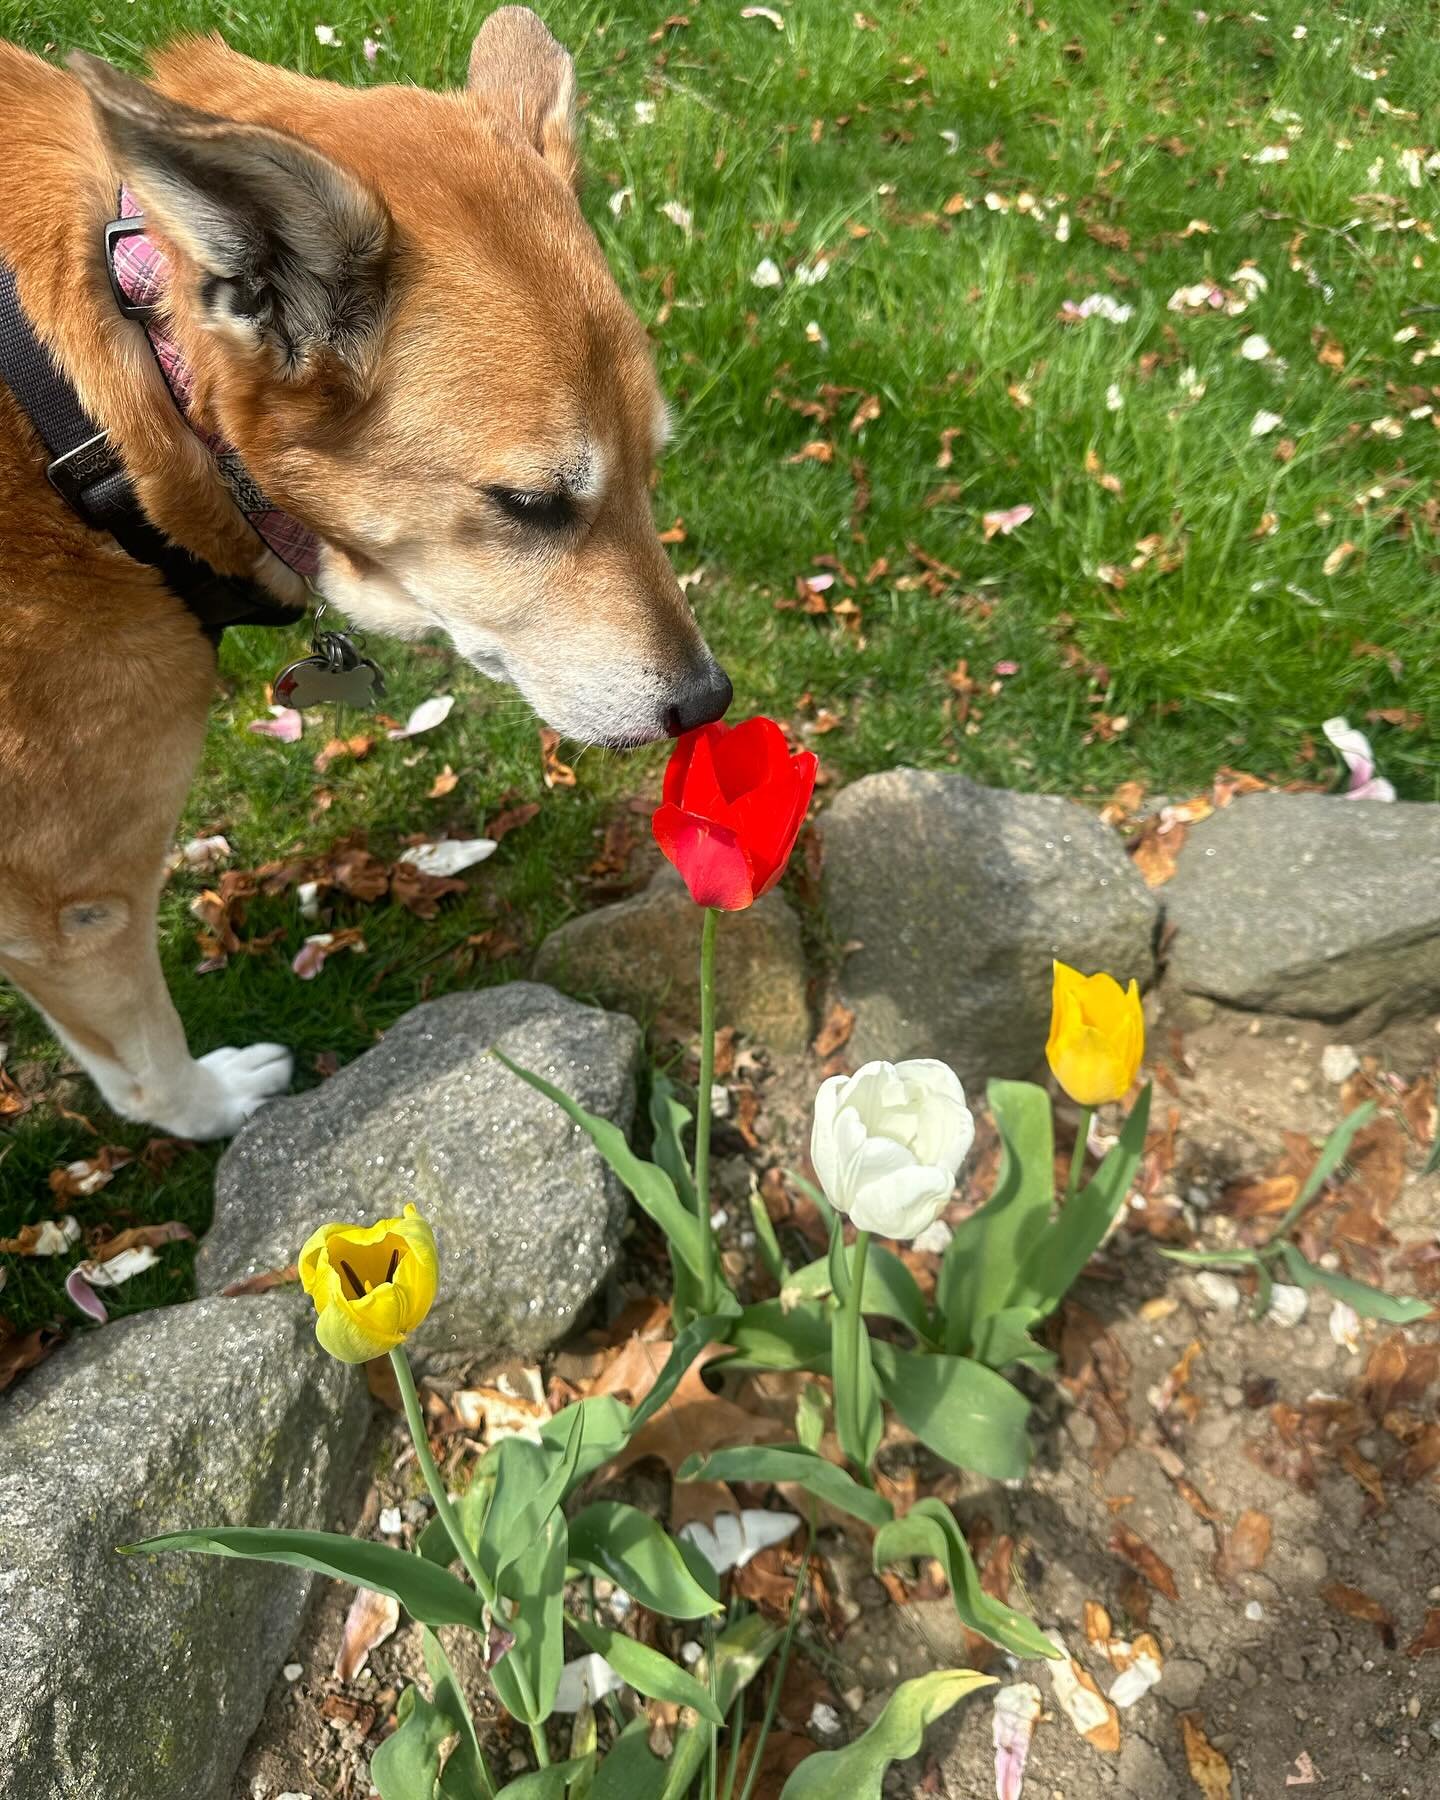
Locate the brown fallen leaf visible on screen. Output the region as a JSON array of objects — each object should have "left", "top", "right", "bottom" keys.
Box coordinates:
[
  {"left": 787, "top": 440, "right": 833, "bottom": 465},
  {"left": 427, "top": 764, "right": 460, "bottom": 799},
  {"left": 1110, "top": 1524, "right": 1178, "bottom": 1601},
  {"left": 221, "top": 1264, "right": 299, "bottom": 1297},
  {"left": 607, "top": 1343, "right": 786, "bottom": 1497},
  {"left": 92, "top": 1220, "right": 196, "bottom": 1263},
  {"left": 1404, "top": 1610, "right": 1440, "bottom": 1658},
  {"left": 0, "top": 1324, "right": 60, "bottom": 1392},
  {"left": 539, "top": 727, "right": 577, "bottom": 789},
  {"left": 1321, "top": 1581, "right": 1395, "bottom": 1645},
  {"left": 850, "top": 393, "right": 882, "bottom": 433},
  {"left": 313, "top": 733, "right": 374, "bottom": 774},
  {"left": 334, "top": 1586, "right": 400, "bottom": 1681},
  {"left": 1180, "top": 1714, "right": 1233, "bottom": 1799},
  {"left": 1215, "top": 1508, "right": 1271, "bottom": 1583},
  {"left": 812, "top": 1002, "right": 855, "bottom": 1060},
  {"left": 1338, "top": 1443, "right": 1386, "bottom": 1507}
]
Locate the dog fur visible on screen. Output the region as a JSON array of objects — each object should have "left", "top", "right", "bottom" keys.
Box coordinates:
[{"left": 0, "top": 10, "right": 728, "bottom": 1138}]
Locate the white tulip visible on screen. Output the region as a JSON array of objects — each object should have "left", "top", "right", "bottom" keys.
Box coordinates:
[{"left": 810, "top": 1059, "right": 974, "bottom": 1240}]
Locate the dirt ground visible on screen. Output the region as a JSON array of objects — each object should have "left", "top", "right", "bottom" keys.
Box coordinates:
[{"left": 233, "top": 994, "right": 1440, "bottom": 1800}]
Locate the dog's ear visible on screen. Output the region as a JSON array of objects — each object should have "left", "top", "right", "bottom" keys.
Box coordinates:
[
  {"left": 70, "top": 51, "right": 391, "bottom": 376},
  {"left": 467, "top": 7, "right": 578, "bottom": 186}
]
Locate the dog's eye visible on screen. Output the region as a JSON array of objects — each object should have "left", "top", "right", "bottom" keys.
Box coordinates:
[{"left": 486, "top": 487, "right": 574, "bottom": 532}]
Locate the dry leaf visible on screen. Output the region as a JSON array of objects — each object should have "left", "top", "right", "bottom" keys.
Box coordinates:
[
  {"left": 812, "top": 1002, "right": 855, "bottom": 1060},
  {"left": 787, "top": 440, "right": 834, "bottom": 465},
  {"left": 1321, "top": 1582, "right": 1395, "bottom": 1644},
  {"left": 607, "top": 1343, "right": 786, "bottom": 1494},
  {"left": 334, "top": 1587, "right": 400, "bottom": 1681},
  {"left": 1216, "top": 1509, "right": 1271, "bottom": 1582},
  {"left": 1404, "top": 1610, "right": 1440, "bottom": 1658},
  {"left": 1338, "top": 1443, "right": 1386, "bottom": 1507},
  {"left": 313, "top": 733, "right": 374, "bottom": 773},
  {"left": 1110, "top": 1524, "right": 1178, "bottom": 1600},
  {"left": 221, "top": 1264, "right": 299, "bottom": 1297},
  {"left": 427, "top": 764, "right": 460, "bottom": 798},
  {"left": 540, "top": 727, "right": 577, "bottom": 789},
  {"left": 1180, "top": 1713, "right": 1233, "bottom": 1800}
]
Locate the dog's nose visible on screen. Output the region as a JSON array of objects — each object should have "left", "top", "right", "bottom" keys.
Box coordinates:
[{"left": 663, "top": 661, "right": 733, "bottom": 737}]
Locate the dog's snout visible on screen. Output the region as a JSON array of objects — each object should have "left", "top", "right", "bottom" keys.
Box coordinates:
[{"left": 663, "top": 661, "right": 733, "bottom": 738}]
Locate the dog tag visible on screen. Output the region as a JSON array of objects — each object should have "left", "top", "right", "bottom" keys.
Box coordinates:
[{"left": 273, "top": 629, "right": 386, "bottom": 709}]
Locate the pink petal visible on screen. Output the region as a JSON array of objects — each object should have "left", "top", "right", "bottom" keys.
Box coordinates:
[
  {"left": 65, "top": 1266, "right": 109, "bottom": 1323},
  {"left": 248, "top": 707, "right": 303, "bottom": 742},
  {"left": 982, "top": 504, "right": 1034, "bottom": 540},
  {"left": 291, "top": 936, "right": 333, "bottom": 980},
  {"left": 800, "top": 572, "right": 835, "bottom": 593},
  {"left": 994, "top": 660, "right": 1021, "bottom": 676}
]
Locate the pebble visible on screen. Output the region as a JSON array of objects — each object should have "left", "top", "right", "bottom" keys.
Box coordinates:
[
  {"left": 1220, "top": 1384, "right": 1245, "bottom": 1408},
  {"left": 1297, "top": 1546, "right": 1329, "bottom": 1583},
  {"left": 1159, "top": 1657, "right": 1208, "bottom": 1708},
  {"left": 282, "top": 1663, "right": 303, "bottom": 1683},
  {"left": 378, "top": 1506, "right": 402, "bottom": 1536},
  {"left": 842, "top": 1685, "right": 866, "bottom": 1713},
  {"left": 1195, "top": 1412, "right": 1237, "bottom": 1449},
  {"left": 1195, "top": 1272, "right": 1241, "bottom": 1311},
  {"left": 1066, "top": 1410, "right": 1099, "bottom": 1451},
  {"left": 1322, "top": 1044, "right": 1361, "bottom": 1084}
]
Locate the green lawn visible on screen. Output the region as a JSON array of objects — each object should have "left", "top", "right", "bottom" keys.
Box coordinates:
[{"left": 2, "top": 0, "right": 1437, "bottom": 1335}]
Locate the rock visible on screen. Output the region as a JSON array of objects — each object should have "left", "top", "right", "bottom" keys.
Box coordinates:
[
  {"left": 819, "top": 771, "right": 1158, "bottom": 1084},
  {"left": 533, "top": 866, "right": 810, "bottom": 1052},
  {"left": 1322, "top": 1043, "right": 1361, "bottom": 1084},
  {"left": 1164, "top": 794, "right": 1440, "bottom": 1021},
  {"left": 1118, "top": 1733, "right": 1171, "bottom": 1797},
  {"left": 0, "top": 1295, "right": 366, "bottom": 1800},
  {"left": 198, "top": 984, "right": 641, "bottom": 1355},
  {"left": 1158, "top": 1656, "right": 1208, "bottom": 1709}
]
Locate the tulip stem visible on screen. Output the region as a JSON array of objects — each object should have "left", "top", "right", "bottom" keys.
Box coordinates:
[
  {"left": 1066, "top": 1108, "right": 1094, "bottom": 1205},
  {"left": 388, "top": 1346, "right": 550, "bottom": 1767},
  {"left": 837, "top": 1228, "right": 876, "bottom": 1487},
  {"left": 694, "top": 905, "right": 720, "bottom": 1312}
]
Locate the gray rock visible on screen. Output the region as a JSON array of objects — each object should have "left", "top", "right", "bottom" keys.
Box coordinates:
[
  {"left": 819, "top": 771, "right": 1158, "bottom": 1084},
  {"left": 1164, "top": 794, "right": 1440, "bottom": 1021},
  {"left": 533, "top": 865, "right": 811, "bottom": 1052},
  {"left": 1118, "top": 1733, "right": 1172, "bottom": 1798},
  {"left": 1158, "top": 1656, "right": 1208, "bottom": 1709},
  {"left": 0, "top": 1295, "right": 366, "bottom": 1800},
  {"left": 198, "top": 984, "right": 642, "bottom": 1355}
]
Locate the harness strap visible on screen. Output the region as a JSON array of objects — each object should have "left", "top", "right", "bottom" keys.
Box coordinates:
[{"left": 0, "top": 253, "right": 300, "bottom": 643}]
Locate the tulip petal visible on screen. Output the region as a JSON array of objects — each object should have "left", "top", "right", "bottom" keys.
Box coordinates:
[{"left": 652, "top": 804, "right": 755, "bottom": 910}]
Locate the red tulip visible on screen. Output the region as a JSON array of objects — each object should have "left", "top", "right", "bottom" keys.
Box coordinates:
[{"left": 652, "top": 717, "right": 818, "bottom": 911}]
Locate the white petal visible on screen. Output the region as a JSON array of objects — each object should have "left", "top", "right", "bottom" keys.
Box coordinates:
[
  {"left": 387, "top": 694, "right": 455, "bottom": 740},
  {"left": 679, "top": 1509, "right": 801, "bottom": 1574},
  {"left": 848, "top": 1160, "right": 953, "bottom": 1241},
  {"left": 76, "top": 1247, "right": 160, "bottom": 1287},
  {"left": 809, "top": 1074, "right": 847, "bottom": 1205},
  {"left": 402, "top": 839, "right": 497, "bottom": 877},
  {"left": 553, "top": 1653, "right": 624, "bottom": 1714}
]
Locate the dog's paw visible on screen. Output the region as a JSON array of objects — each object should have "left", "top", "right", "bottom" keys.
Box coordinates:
[{"left": 159, "top": 1043, "right": 294, "bottom": 1140}]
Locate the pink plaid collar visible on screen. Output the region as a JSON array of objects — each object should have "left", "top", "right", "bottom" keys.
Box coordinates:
[{"left": 108, "top": 187, "right": 320, "bottom": 580}]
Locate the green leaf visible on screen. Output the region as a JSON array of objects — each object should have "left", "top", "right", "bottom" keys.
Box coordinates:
[
  {"left": 495, "top": 1759, "right": 589, "bottom": 1799},
  {"left": 423, "top": 1629, "right": 496, "bottom": 1799},
  {"left": 568, "top": 1502, "right": 721, "bottom": 1619},
  {"left": 749, "top": 1187, "right": 789, "bottom": 1285},
  {"left": 968, "top": 1306, "right": 1056, "bottom": 1374},
  {"left": 777, "top": 1668, "right": 996, "bottom": 1799},
  {"left": 795, "top": 1380, "right": 829, "bottom": 1452},
  {"left": 1010, "top": 1083, "right": 1152, "bottom": 1318},
  {"left": 1277, "top": 1242, "right": 1434, "bottom": 1323},
  {"left": 491, "top": 1513, "right": 567, "bottom": 1724},
  {"left": 723, "top": 1300, "right": 830, "bottom": 1371},
  {"left": 661, "top": 1614, "right": 783, "bottom": 1800},
  {"left": 939, "top": 1080, "right": 1055, "bottom": 1353},
  {"left": 122, "top": 1528, "right": 486, "bottom": 1630},
  {"left": 678, "top": 1444, "right": 893, "bottom": 1529},
  {"left": 495, "top": 1051, "right": 707, "bottom": 1282},
  {"left": 783, "top": 1245, "right": 936, "bottom": 1345},
  {"left": 870, "top": 1345, "right": 1031, "bottom": 1481},
  {"left": 486, "top": 1410, "right": 586, "bottom": 1583},
  {"left": 627, "top": 1310, "right": 739, "bottom": 1436},
  {"left": 1160, "top": 1248, "right": 1266, "bottom": 1269},
  {"left": 648, "top": 1071, "right": 698, "bottom": 1212},
  {"left": 567, "top": 1615, "right": 724, "bottom": 1724},
  {"left": 1251, "top": 1256, "right": 1274, "bottom": 1324},
  {"left": 372, "top": 1683, "right": 471, "bottom": 1800},
  {"left": 590, "top": 1719, "right": 672, "bottom": 1800},
  {"left": 539, "top": 1395, "right": 634, "bottom": 1497},
  {"left": 873, "top": 1498, "right": 1057, "bottom": 1660},
  {"left": 1273, "top": 1101, "right": 1378, "bottom": 1235}
]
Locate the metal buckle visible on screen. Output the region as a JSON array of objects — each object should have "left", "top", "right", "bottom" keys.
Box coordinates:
[
  {"left": 104, "top": 216, "right": 156, "bottom": 320},
  {"left": 46, "top": 432, "right": 121, "bottom": 512}
]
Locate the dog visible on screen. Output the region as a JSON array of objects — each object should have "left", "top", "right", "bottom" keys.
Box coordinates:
[{"left": 0, "top": 9, "right": 731, "bottom": 1141}]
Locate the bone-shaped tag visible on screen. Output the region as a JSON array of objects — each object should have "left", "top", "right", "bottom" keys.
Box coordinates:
[{"left": 273, "top": 654, "right": 384, "bottom": 709}]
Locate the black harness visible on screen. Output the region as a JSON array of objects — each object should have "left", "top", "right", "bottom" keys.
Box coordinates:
[{"left": 0, "top": 219, "right": 300, "bottom": 644}]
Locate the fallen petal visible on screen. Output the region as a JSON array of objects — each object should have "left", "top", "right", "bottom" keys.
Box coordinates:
[
  {"left": 65, "top": 1266, "right": 108, "bottom": 1323},
  {"left": 553, "top": 1652, "right": 624, "bottom": 1714},
  {"left": 402, "top": 838, "right": 498, "bottom": 878},
  {"left": 982, "top": 503, "right": 1034, "bottom": 541},
  {"left": 78, "top": 1247, "right": 161, "bottom": 1287},
  {"left": 387, "top": 694, "right": 455, "bottom": 740},
  {"left": 679, "top": 1508, "right": 801, "bottom": 1574},
  {"left": 334, "top": 1587, "right": 400, "bottom": 1681},
  {"left": 248, "top": 706, "right": 303, "bottom": 742},
  {"left": 993, "top": 1681, "right": 1042, "bottom": 1800}
]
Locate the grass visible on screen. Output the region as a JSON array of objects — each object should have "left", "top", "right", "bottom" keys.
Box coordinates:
[{"left": 2, "top": 0, "right": 1438, "bottom": 1335}]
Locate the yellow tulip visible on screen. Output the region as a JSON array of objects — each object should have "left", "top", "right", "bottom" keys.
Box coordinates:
[
  {"left": 298, "top": 1204, "right": 438, "bottom": 1363},
  {"left": 1046, "top": 961, "right": 1145, "bottom": 1107}
]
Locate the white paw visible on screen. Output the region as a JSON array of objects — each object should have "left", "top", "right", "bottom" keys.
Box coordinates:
[{"left": 159, "top": 1043, "right": 294, "bottom": 1140}]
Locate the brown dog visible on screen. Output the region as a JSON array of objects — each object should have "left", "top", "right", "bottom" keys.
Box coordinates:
[{"left": 0, "top": 10, "right": 729, "bottom": 1138}]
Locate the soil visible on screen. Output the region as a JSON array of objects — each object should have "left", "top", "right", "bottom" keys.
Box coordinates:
[{"left": 233, "top": 990, "right": 1440, "bottom": 1800}]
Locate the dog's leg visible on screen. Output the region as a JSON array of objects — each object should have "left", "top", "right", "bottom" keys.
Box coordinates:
[
  {"left": 0, "top": 565, "right": 293, "bottom": 1140},
  {"left": 1, "top": 894, "right": 291, "bottom": 1138},
  {"left": 1, "top": 885, "right": 293, "bottom": 1141}
]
